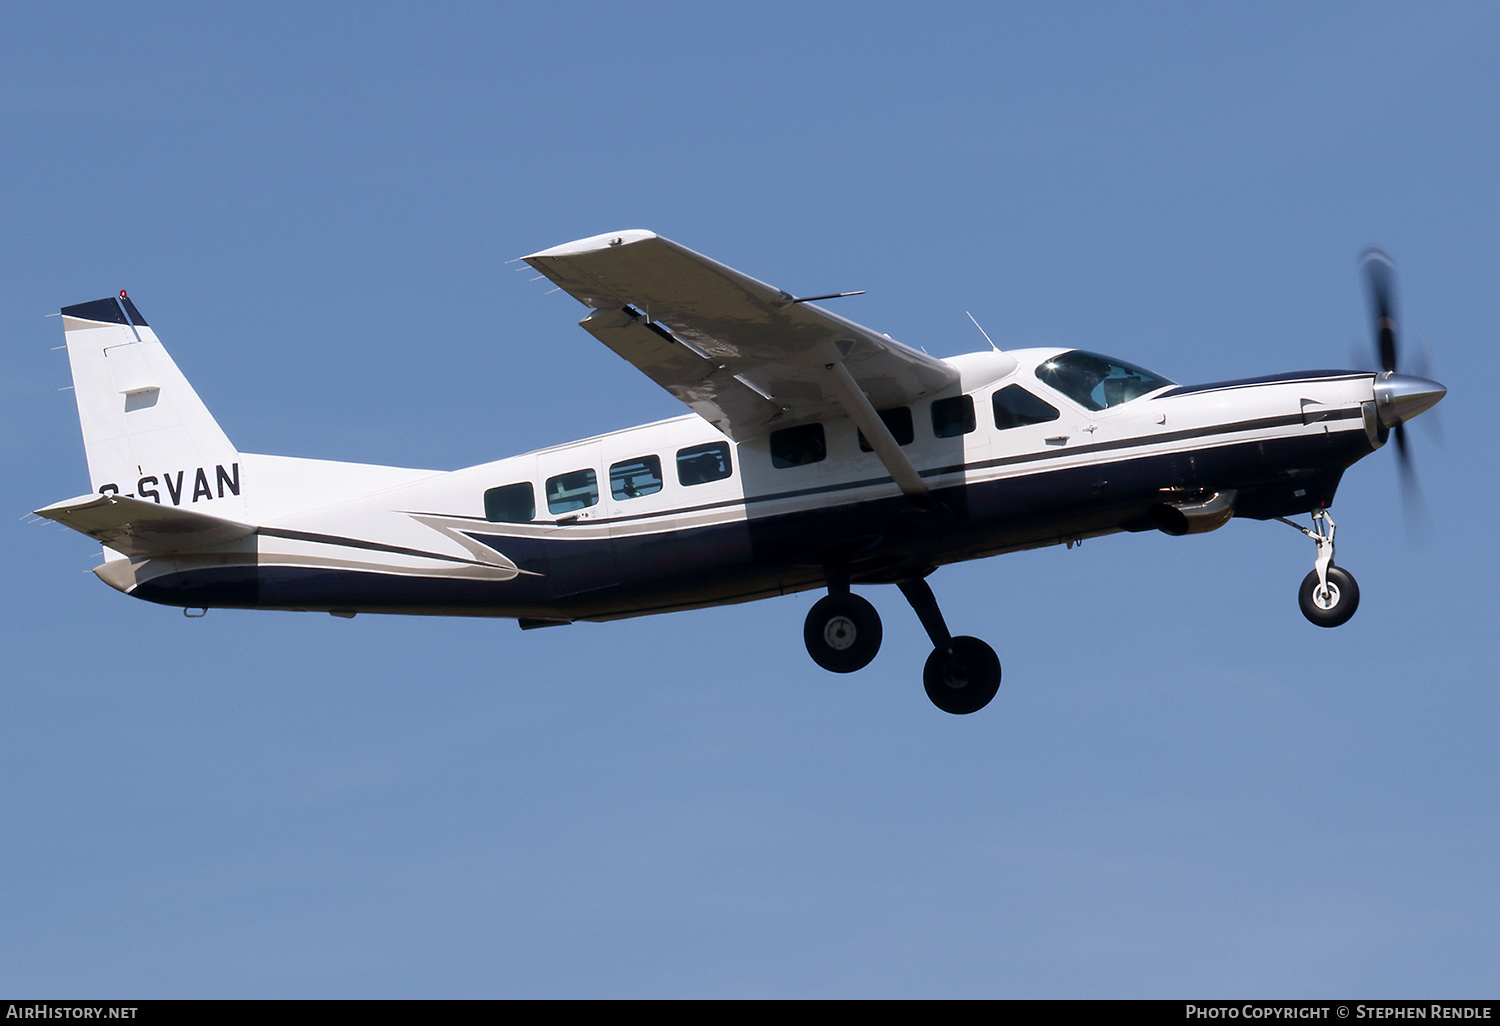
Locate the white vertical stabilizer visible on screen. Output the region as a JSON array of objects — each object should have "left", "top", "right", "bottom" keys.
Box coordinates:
[{"left": 60, "top": 294, "right": 245, "bottom": 517}]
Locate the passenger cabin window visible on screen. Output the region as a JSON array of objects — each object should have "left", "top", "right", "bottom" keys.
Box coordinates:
[
  {"left": 677, "top": 442, "right": 732, "bottom": 486},
  {"left": 992, "top": 385, "right": 1060, "bottom": 429},
  {"left": 611, "top": 455, "right": 663, "bottom": 500},
  {"left": 930, "top": 395, "right": 976, "bottom": 438},
  {"left": 546, "top": 468, "right": 599, "bottom": 515},
  {"left": 1034, "top": 351, "right": 1173, "bottom": 411},
  {"left": 484, "top": 482, "right": 535, "bottom": 523},
  {"left": 770, "top": 423, "right": 827, "bottom": 468},
  {"left": 857, "top": 407, "right": 915, "bottom": 452}
]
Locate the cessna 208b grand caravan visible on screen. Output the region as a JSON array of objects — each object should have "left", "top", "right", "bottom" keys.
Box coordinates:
[{"left": 37, "top": 231, "right": 1445, "bottom": 714}]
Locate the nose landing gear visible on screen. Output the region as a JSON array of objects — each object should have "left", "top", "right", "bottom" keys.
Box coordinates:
[{"left": 1278, "top": 510, "right": 1361, "bottom": 627}]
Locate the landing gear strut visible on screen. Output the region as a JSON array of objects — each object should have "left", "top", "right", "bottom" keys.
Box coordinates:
[
  {"left": 1278, "top": 510, "right": 1360, "bottom": 628},
  {"left": 801, "top": 573, "right": 1001, "bottom": 713},
  {"left": 899, "top": 577, "right": 1001, "bottom": 715}
]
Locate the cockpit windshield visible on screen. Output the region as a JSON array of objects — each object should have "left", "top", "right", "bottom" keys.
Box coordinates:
[{"left": 1034, "top": 351, "right": 1174, "bottom": 411}]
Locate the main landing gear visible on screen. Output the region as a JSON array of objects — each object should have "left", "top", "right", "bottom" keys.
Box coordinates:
[
  {"left": 802, "top": 573, "right": 1001, "bottom": 714},
  {"left": 803, "top": 584, "right": 883, "bottom": 673},
  {"left": 1278, "top": 510, "right": 1361, "bottom": 628}
]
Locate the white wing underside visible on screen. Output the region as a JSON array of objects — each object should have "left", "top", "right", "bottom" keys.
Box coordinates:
[{"left": 523, "top": 230, "right": 958, "bottom": 441}]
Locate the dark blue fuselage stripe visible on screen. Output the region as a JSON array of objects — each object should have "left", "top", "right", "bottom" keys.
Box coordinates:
[
  {"left": 1155, "top": 371, "right": 1368, "bottom": 399},
  {"left": 130, "top": 428, "right": 1373, "bottom": 617}
]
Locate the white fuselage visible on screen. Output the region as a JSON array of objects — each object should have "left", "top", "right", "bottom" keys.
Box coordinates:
[{"left": 96, "top": 347, "right": 1383, "bottom": 622}]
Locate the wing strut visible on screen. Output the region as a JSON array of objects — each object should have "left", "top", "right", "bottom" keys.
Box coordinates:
[{"left": 818, "top": 360, "right": 933, "bottom": 510}]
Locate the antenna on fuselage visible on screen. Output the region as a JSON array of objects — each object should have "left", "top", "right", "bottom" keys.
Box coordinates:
[{"left": 966, "top": 311, "right": 1000, "bottom": 352}]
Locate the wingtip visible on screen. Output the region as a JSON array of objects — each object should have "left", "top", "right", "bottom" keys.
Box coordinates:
[
  {"left": 34, "top": 493, "right": 114, "bottom": 520},
  {"left": 524, "top": 229, "right": 658, "bottom": 261}
]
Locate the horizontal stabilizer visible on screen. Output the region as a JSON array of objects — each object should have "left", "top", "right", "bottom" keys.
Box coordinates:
[{"left": 36, "top": 493, "right": 255, "bottom": 556}]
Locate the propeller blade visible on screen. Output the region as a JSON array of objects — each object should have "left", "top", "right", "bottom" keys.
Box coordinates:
[
  {"left": 1393, "top": 424, "right": 1431, "bottom": 532},
  {"left": 1410, "top": 334, "right": 1434, "bottom": 380},
  {"left": 1361, "top": 245, "right": 1399, "bottom": 372},
  {"left": 1359, "top": 246, "right": 1439, "bottom": 533}
]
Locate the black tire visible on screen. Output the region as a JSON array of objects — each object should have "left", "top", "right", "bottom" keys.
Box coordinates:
[
  {"left": 1298, "top": 566, "right": 1360, "bottom": 628},
  {"left": 803, "top": 593, "right": 883, "bottom": 673},
  {"left": 923, "top": 636, "right": 1001, "bottom": 715}
]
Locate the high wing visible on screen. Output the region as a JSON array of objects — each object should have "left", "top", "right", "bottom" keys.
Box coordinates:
[
  {"left": 36, "top": 493, "right": 255, "bottom": 557},
  {"left": 522, "top": 230, "right": 959, "bottom": 442}
]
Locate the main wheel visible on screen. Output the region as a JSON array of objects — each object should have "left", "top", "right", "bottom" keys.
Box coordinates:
[
  {"left": 1298, "top": 566, "right": 1360, "bottom": 628},
  {"left": 923, "top": 636, "right": 1001, "bottom": 715},
  {"left": 803, "top": 593, "right": 883, "bottom": 673}
]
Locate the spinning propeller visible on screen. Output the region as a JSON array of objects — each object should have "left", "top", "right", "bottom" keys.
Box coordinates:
[{"left": 1360, "top": 245, "right": 1445, "bottom": 515}]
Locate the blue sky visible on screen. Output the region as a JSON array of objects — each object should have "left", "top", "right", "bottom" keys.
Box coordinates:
[{"left": 3, "top": 2, "right": 1496, "bottom": 998}]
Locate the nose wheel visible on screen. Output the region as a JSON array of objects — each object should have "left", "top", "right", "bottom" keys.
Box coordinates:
[
  {"left": 1298, "top": 566, "right": 1360, "bottom": 627},
  {"left": 1278, "top": 510, "right": 1360, "bottom": 628}
]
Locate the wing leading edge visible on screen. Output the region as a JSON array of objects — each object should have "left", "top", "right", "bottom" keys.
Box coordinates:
[{"left": 522, "top": 230, "right": 959, "bottom": 442}]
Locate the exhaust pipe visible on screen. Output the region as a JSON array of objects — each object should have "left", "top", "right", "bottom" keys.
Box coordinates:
[{"left": 1150, "top": 490, "right": 1237, "bottom": 536}]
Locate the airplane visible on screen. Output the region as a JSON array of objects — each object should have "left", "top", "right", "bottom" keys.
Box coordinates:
[{"left": 35, "top": 231, "right": 1446, "bottom": 714}]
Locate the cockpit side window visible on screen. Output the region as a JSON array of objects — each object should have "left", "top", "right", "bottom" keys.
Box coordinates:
[
  {"left": 992, "top": 385, "right": 1059, "bottom": 429},
  {"left": 1034, "top": 351, "right": 1173, "bottom": 411}
]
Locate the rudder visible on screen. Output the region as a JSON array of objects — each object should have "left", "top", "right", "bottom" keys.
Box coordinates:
[{"left": 60, "top": 293, "right": 246, "bottom": 515}]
